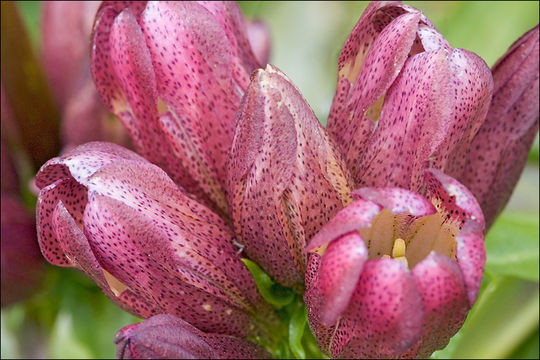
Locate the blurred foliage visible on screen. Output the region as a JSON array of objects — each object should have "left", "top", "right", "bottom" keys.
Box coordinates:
[{"left": 2, "top": 1, "right": 538, "bottom": 359}]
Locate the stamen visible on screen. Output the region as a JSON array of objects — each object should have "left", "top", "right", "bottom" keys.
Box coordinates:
[
  {"left": 391, "top": 238, "right": 408, "bottom": 268},
  {"left": 392, "top": 238, "right": 406, "bottom": 258}
]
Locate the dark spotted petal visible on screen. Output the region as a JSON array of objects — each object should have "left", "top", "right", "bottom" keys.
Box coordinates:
[
  {"left": 461, "top": 25, "right": 539, "bottom": 228},
  {"left": 316, "top": 232, "right": 368, "bottom": 325},
  {"left": 228, "top": 65, "right": 351, "bottom": 290},
  {"left": 424, "top": 168, "right": 485, "bottom": 230},
  {"left": 455, "top": 220, "right": 485, "bottom": 305},
  {"left": 409, "top": 252, "right": 470, "bottom": 358},
  {"left": 306, "top": 198, "right": 380, "bottom": 252},
  {"left": 355, "top": 49, "right": 453, "bottom": 190},
  {"left": 353, "top": 187, "right": 437, "bottom": 217},
  {"left": 432, "top": 49, "right": 493, "bottom": 179},
  {"left": 115, "top": 314, "right": 271, "bottom": 359},
  {"left": 338, "top": 258, "right": 424, "bottom": 358},
  {"left": 52, "top": 200, "right": 159, "bottom": 318}
]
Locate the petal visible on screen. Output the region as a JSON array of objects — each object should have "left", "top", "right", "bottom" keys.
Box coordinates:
[
  {"left": 317, "top": 232, "right": 368, "bottom": 325},
  {"left": 410, "top": 252, "right": 470, "bottom": 358},
  {"left": 36, "top": 178, "right": 87, "bottom": 266},
  {"left": 306, "top": 198, "right": 381, "bottom": 252},
  {"left": 1, "top": 194, "right": 43, "bottom": 306},
  {"left": 355, "top": 49, "right": 453, "bottom": 190},
  {"left": 228, "top": 65, "right": 350, "bottom": 289},
  {"left": 353, "top": 187, "right": 436, "bottom": 217},
  {"left": 424, "top": 168, "right": 485, "bottom": 230},
  {"left": 115, "top": 314, "right": 270, "bottom": 359},
  {"left": 246, "top": 19, "right": 271, "bottom": 66},
  {"left": 455, "top": 220, "right": 486, "bottom": 306},
  {"left": 339, "top": 258, "right": 424, "bottom": 358},
  {"left": 139, "top": 1, "right": 251, "bottom": 210},
  {"left": 84, "top": 160, "right": 261, "bottom": 310},
  {"left": 432, "top": 49, "right": 493, "bottom": 178},
  {"left": 41, "top": 1, "right": 100, "bottom": 106},
  {"left": 196, "top": 1, "right": 261, "bottom": 72},
  {"left": 461, "top": 25, "right": 539, "bottom": 228},
  {"left": 84, "top": 192, "right": 254, "bottom": 336},
  {"left": 331, "top": 12, "right": 421, "bottom": 164},
  {"left": 35, "top": 141, "right": 146, "bottom": 189},
  {"left": 52, "top": 200, "right": 158, "bottom": 318}
]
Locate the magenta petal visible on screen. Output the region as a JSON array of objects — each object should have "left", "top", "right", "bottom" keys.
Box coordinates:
[
  {"left": 196, "top": 1, "right": 261, "bottom": 72},
  {"left": 433, "top": 49, "right": 493, "bottom": 178},
  {"left": 317, "top": 232, "right": 368, "bottom": 325},
  {"left": 52, "top": 200, "right": 158, "bottom": 318},
  {"left": 35, "top": 142, "right": 145, "bottom": 189},
  {"left": 355, "top": 49, "right": 453, "bottom": 190},
  {"left": 139, "top": 2, "right": 247, "bottom": 206},
  {"left": 83, "top": 193, "right": 254, "bottom": 336},
  {"left": 306, "top": 198, "right": 381, "bottom": 252},
  {"left": 332, "top": 12, "right": 421, "bottom": 165},
  {"left": 115, "top": 314, "right": 270, "bottom": 359},
  {"left": 411, "top": 252, "right": 470, "bottom": 358},
  {"left": 37, "top": 179, "right": 87, "bottom": 266},
  {"left": 41, "top": 1, "right": 100, "bottom": 106},
  {"left": 339, "top": 258, "right": 423, "bottom": 358},
  {"left": 353, "top": 187, "right": 436, "bottom": 217},
  {"left": 461, "top": 25, "right": 539, "bottom": 228},
  {"left": 228, "top": 65, "right": 350, "bottom": 289},
  {"left": 424, "top": 168, "right": 485, "bottom": 230},
  {"left": 455, "top": 220, "right": 486, "bottom": 306}
]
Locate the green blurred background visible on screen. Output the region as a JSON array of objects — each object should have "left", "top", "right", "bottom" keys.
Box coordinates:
[{"left": 2, "top": 1, "right": 538, "bottom": 359}]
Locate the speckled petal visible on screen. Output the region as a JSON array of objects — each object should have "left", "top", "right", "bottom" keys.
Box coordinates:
[
  {"left": 432, "top": 49, "right": 493, "bottom": 178},
  {"left": 306, "top": 198, "right": 381, "bottom": 252},
  {"left": 331, "top": 12, "right": 420, "bottom": 168},
  {"left": 353, "top": 187, "right": 436, "bottom": 217},
  {"left": 84, "top": 160, "right": 261, "bottom": 310},
  {"left": 115, "top": 314, "right": 270, "bottom": 359},
  {"left": 83, "top": 192, "right": 254, "bottom": 336},
  {"left": 37, "top": 179, "right": 87, "bottom": 266},
  {"left": 228, "top": 65, "right": 350, "bottom": 290},
  {"left": 424, "top": 168, "right": 485, "bottom": 229},
  {"left": 196, "top": 1, "right": 261, "bottom": 71},
  {"left": 455, "top": 220, "right": 486, "bottom": 305},
  {"left": 52, "top": 200, "right": 159, "bottom": 318},
  {"left": 355, "top": 49, "right": 452, "bottom": 190},
  {"left": 35, "top": 141, "right": 145, "bottom": 189},
  {"left": 338, "top": 258, "right": 423, "bottom": 358},
  {"left": 461, "top": 25, "right": 539, "bottom": 228},
  {"left": 138, "top": 1, "right": 254, "bottom": 212},
  {"left": 317, "top": 232, "right": 368, "bottom": 325},
  {"left": 410, "top": 252, "right": 470, "bottom": 358}
]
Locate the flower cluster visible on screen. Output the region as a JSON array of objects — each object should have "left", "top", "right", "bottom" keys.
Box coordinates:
[{"left": 34, "top": 1, "right": 538, "bottom": 359}]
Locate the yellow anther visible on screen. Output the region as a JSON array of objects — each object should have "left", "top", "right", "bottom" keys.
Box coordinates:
[{"left": 392, "top": 238, "right": 406, "bottom": 258}]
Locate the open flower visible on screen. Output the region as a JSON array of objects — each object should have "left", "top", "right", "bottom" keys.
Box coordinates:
[
  {"left": 35, "top": 142, "right": 273, "bottom": 338},
  {"left": 115, "top": 314, "right": 270, "bottom": 359},
  {"left": 305, "top": 169, "right": 486, "bottom": 358}
]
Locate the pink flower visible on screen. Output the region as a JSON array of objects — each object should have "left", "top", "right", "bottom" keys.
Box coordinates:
[{"left": 305, "top": 169, "right": 485, "bottom": 358}]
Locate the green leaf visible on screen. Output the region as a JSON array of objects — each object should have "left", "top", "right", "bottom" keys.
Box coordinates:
[
  {"left": 288, "top": 303, "right": 307, "bottom": 359},
  {"left": 450, "top": 277, "right": 539, "bottom": 359},
  {"left": 241, "top": 258, "right": 295, "bottom": 308},
  {"left": 485, "top": 212, "right": 539, "bottom": 282}
]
